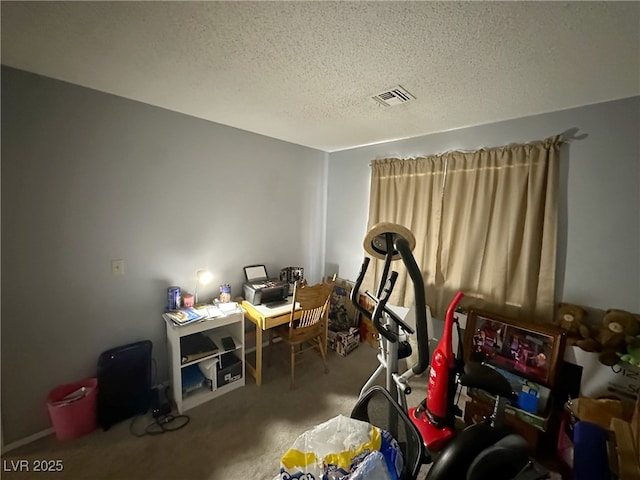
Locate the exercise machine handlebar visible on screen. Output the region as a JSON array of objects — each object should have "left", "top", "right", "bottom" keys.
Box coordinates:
[
  {"left": 395, "top": 237, "right": 429, "bottom": 376},
  {"left": 351, "top": 257, "right": 371, "bottom": 317},
  {"left": 365, "top": 291, "right": 415, "bottom": 336},
  {"left": 349, "top": 237, "right": 430, "bottom": 376},
  {"left": 370, "top": 271, "right": 399, "bottom": 343},
  {"left": 350, "top": 258, "right": 401, "bottom": 343},
  {"left": 352, "top": 257, "right": 413, "bottom": 343}
]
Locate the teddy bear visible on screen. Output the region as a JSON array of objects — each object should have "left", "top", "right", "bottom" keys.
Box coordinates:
[
  {"left": 576, "top": 309, "right": 640, "bottom": 366},
  {"left": 554, "top": 302, "right": 587, "bottom": 338}
]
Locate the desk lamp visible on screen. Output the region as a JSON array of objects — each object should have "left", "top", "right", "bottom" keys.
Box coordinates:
[{"left": 195, "top": 270, "right": 213, "bottom": 304}]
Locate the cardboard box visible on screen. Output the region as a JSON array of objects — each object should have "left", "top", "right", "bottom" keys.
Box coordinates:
[
  {"left": 610, "top": 396, "right": 640, "bottom": 479},
  {"left": 565, "top": 345, "right": 640, "bottom": 400},
  {"left": 328, "top": 328, "right": 359, "bottom": 356}
]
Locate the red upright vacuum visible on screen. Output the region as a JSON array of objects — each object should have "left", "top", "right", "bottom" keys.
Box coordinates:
[{"left": 408, "top": 291, "right": 464, "bottom": 451}]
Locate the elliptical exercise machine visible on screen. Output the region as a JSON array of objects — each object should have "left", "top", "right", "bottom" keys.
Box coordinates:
[
  {"left": 351, "top": 222, "right": 549, "bottom": 480},
  {"left": 351, "top": 223, "right": 430, "bottom": 414}
]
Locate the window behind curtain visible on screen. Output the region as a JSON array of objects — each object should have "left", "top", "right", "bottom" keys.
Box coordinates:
[{"left": 366, "top": 136, "right": 561, "bottom": 322}]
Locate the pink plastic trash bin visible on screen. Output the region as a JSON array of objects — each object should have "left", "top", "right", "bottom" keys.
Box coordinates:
[{"left": 47, "top": 377, "right": 98, "bottom": 440}]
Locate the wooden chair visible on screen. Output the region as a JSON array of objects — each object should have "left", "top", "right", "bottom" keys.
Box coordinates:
[{"left": 269, "top": 280, "right": 334, "bottom": 389}]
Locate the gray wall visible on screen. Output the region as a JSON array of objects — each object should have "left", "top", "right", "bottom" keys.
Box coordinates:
[
  {"left": 326, "top": 97, "right": 640, "bottom": 315},
  {"left": 1, "top": 67, "right": 327, "bottom": 444}
]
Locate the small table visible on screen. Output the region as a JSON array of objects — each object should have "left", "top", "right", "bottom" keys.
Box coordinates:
[{"left": 242, "top": 298, "right": 300, "bottom": 386}]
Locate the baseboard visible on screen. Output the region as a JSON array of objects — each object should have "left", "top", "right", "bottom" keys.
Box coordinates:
[{"left": 2, "top": 427, "right": 54, "bottom": 454}]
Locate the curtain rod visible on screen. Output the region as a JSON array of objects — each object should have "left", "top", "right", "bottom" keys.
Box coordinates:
[{"left": 370, "top": 133, "right": 567, "bottom": 165}]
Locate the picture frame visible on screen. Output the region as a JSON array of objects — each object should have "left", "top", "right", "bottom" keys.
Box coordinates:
[{"left": 464, "top": 309, "right": 565, "bottom": 388}]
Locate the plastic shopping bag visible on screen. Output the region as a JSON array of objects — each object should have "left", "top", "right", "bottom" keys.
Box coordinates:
[
  {"left": 277, "top": 415, "right": 402, "bottom": 480},
  {"left": 348, "top": 450, "right": 395, "bottom": 480}
]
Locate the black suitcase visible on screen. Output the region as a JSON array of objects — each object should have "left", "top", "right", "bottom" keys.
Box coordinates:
[{"left": 96, "top": 340, "right": 153, "bottom": 430}]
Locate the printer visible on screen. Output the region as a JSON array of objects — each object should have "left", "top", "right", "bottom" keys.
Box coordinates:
[{"left": 243, "top": 265, "right": 289, "bottom": 305}]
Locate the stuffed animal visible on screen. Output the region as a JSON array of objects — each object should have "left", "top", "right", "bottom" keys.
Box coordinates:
[
  {"left": 554, "top": 302, "right": 587, "bottom": 337},
  {"left": 577, "top": 309, "right": 640, "bottom": 366}
]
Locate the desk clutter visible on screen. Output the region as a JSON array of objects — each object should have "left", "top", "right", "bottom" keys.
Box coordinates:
[
  {"left": 167, "top": 283, "right": 238, "bottom": 309},
  {"left": 163, "top": 303, "right": 240, "bottom": 326},
  {"left": 164, "top": 283, "right": 240, "bottom": 326}
]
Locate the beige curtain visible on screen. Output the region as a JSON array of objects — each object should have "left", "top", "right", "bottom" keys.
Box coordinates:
[
  {"left": 366, "top": 136, "right": 561, "bottom": 323},
  {"left": 367, "top": 157, "right": 445, "bottom": 309}
]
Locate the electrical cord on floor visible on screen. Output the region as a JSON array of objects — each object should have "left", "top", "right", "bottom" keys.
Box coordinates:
[
  {"left": 129, "top": 412, "right": 190, "bottom": 437},
  {"left": 129, "top": 383, "right": 190, "bottom": 436},
  {"left": 146, "top": 413, "right": 190, "bottom": 435}
]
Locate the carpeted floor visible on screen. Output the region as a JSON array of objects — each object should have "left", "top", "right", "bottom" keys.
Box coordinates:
[{"left": 2, "top": 342, "right": 432, "bottom": 480}]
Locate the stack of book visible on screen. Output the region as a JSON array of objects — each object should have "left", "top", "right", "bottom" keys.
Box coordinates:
[
  {"left": 163, "top": 303, "right": 238, "bottom": 326},
  {"left": 163, "top": 307, "right": 204, "bottom": 326}
]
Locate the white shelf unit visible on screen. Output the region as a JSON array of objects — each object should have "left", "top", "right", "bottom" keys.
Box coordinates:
[{"left": 164, "top": 309, "right": 245, "bottom": 413}]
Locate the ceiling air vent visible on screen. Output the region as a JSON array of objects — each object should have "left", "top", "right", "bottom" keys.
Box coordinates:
[{"left": 372, "top": 85, "right": 415, "bottom": 107}]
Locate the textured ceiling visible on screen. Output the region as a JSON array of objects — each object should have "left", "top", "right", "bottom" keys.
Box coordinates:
[{"left": 2, "top": 1, "right": 639, "bottom": 152}]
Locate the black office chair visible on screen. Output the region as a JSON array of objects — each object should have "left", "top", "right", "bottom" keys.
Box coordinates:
[{"left": 350, "top": 385, "right": 425, "bottom": 480}]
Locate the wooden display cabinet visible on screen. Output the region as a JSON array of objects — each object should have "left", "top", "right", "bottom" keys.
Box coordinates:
[{"left": 462, "top": 308, "right": 566, "bottom": 455}]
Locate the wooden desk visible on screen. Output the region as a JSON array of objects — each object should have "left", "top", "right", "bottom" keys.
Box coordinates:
[{"left": 242, "top": 299, "right": 298, "bottom": 386}]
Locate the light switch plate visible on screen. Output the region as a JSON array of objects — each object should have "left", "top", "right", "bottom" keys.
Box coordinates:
[{"left": 111, "top": 259, "right": 125, "bottom": 275}]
